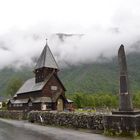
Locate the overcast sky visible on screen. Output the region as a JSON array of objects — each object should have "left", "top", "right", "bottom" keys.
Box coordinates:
[{"left": 0, "top": 0, "right": 140, "bottom": 69}]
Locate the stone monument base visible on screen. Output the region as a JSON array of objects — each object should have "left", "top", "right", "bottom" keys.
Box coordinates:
[
  {"left": 112, "top": 110, "right": 140, "bottom": 115},
  {"left": 104, "top": 111, "right": 140, "bottom": 136}
]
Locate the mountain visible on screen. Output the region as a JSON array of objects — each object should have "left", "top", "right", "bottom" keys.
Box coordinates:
[
  {"left": 60, "top": 52, "right": 140, "bottom": 94},
  {"left": 0, "top": 67, "right": 33, "bottom": 97},
  {"left": 0, "top": 52, "right": 140, "bottom": 97}
]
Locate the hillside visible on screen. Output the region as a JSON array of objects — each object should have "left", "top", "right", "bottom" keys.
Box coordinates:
[
  {"left": 61, "top": 52, "right": 140, "bottom": 94},
  {"left": 0, "top": 52, "right": 140, "bottom": 97}
]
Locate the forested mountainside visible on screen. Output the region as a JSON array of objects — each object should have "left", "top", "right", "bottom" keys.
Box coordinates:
[{"left": 0, "top": 52, "right": 140, "bottom": 97}]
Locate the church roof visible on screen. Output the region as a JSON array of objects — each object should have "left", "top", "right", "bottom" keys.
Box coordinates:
[
  {"left": 9, "top": 97, "right": 52, "bottom": 104},
  {"left": 16, "top": 77, "right": 49, "bottom": 94},
  {"left": 67, "top": 99, "right": 73, "bottom": 103},
  {"left": 15, "top": 71, "right": 66, "bottom": 95},
  {"left": 31, "top": 97, "right": 52, "bottom": 103},
  {"left": 14, "top": 98, "right": 29, "bottom": 104},
  {"left": 35, "top": 41, "right": 59, "bottom": 70},
  {"left": 16, "top": 71, "right": 54, "bottom": 94}
]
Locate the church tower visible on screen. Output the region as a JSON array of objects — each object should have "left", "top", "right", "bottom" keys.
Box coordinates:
[{"left": 34, "top": 40, "right": 59, "bottom": 83}]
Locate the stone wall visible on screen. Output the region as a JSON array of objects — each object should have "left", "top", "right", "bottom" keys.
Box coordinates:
[
  {"left": 28, "top": 111, "right": 104, "bottom": 130},
  {"left": 1, "top": 110, "right": 139, "bottom": 136},
  {"left": 0, "top": 110, "right": 27, "bottom": 120},
  {"left": 0, "top": 110, "right": 104, "bottom": 131}
]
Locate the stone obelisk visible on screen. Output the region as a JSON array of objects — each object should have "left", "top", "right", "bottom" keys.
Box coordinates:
[
  {"left": 104, "top": 45, "right": 140, "bottom": 136},
  {"left": 118, "top": 44, "right": 133, "bottom": 111}
]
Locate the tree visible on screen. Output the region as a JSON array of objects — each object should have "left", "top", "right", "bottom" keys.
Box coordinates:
[
  {"left": 73, "top": 93, "right": 84, "bottom": 108},
  {"left": 5, "top": 77, "right": 23, "bottom": 97},
  {"left": 70, "top": 92, "right": 118, "bottom": 108}
]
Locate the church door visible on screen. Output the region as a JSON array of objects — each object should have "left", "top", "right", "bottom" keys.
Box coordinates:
[{"left": 57, "top": 98, "right": 63, "bottom": 111}]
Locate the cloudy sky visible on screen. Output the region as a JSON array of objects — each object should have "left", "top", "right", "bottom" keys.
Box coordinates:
[{"left": 0, "top": 0, "right": 140, "bottom": 69}]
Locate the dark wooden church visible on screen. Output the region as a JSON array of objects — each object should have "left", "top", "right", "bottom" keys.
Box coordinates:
[{"left": 7, "top": 40, "right": 67, "bottom": 111}]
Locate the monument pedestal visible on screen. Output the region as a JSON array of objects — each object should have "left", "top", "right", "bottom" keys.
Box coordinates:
[
  {"left": 112, "top": 110, "right": 140, "bottom": 115},
  {"left": 104, "top": 111, "right": 140, "bottom": 136}
]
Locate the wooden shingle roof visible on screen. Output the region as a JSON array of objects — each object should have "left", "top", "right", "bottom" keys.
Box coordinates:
[
  {"left": 15, "top": 72, "right": 66, "bottom": 96},
  {"left": 9, "top": 97, "right": 52, "bottom": 104},
  {"left": 16, "top": 71, "right": 54, "bottom": 94},
  {"left": 35, "top": 41, "right": 58, "bottom": 70}
]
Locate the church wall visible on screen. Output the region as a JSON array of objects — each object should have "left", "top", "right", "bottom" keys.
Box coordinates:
[
  {"left": 35, "top": 67, "right": 55, "bottom": 83},
  {"left": 7, "top": 102, "right": 42, "bottom": 111},
  {"left": 42, "top": 75, "right": 65, "bottom": 98},
  {"left": 16, "top": 91, "right": 42, "bottom": 99},
  {"left": 7, "top": 103, "right": 28, "bottom": 110}
]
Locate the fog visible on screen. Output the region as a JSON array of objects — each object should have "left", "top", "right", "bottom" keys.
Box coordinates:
[{"left": 0, "top": 0, "right": 140, "bottom": 69}]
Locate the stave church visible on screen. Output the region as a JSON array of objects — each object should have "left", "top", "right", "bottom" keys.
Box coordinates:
[{"left": 7, "top": 40, "right": 69, "bottom": 111}]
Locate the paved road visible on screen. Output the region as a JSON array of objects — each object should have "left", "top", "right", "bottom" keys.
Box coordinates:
[{"left": 0, "top": 118, "right": 132, "bottom": 140}]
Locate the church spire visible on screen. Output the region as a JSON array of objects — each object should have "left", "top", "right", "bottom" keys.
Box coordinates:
[{"left": 35, "top": 39, "right": 59, "bottom": 70}]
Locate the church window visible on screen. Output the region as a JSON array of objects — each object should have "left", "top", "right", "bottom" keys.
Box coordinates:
[
  {"left": 51, "top": 86, "right": 57, "bottom": 91},
  {"left": 46, "top": 103, "right": 51, "bottom": 108}
]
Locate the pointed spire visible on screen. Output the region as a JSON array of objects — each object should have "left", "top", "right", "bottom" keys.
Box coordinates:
[
  {"left": 118, "top": 44, "right": 127, "bottom": 75},
  {"left": 45, "top": 38, "right": 48, "bottom": 45},
  {"left": 35, "top": 39, "right": 59, "bottom": 70}
]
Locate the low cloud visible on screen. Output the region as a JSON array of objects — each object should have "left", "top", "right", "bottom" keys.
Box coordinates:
[{"left": 0, "top": 5, "right": 140, "bottom": 69}]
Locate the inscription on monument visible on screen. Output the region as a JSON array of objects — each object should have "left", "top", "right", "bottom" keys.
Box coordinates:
[{"left": 120, "top": 76, "right": 127, "bottom": 93}]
